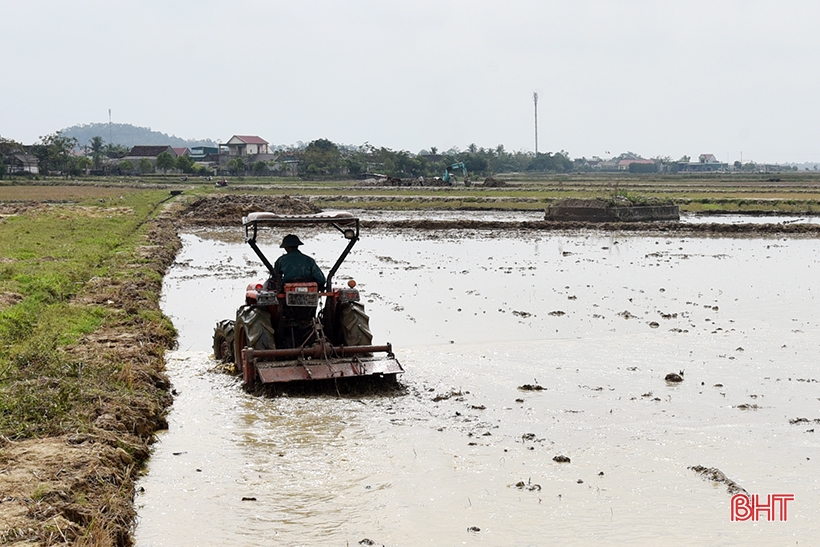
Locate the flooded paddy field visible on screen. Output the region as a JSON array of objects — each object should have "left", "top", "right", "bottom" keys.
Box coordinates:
[
  {"left": 357, "top": 208, "right": 820, "bottom": 226},
  {"left": 136, "top": 221, "right": 820, "bottom": 546}
]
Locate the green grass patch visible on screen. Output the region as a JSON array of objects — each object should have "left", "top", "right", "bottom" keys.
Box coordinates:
[{"left": 0, "top": 189, "right": 174, "bottom": 439}]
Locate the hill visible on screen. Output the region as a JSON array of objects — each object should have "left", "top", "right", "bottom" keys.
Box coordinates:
[{"left": 58, "top": 123, "right": 218, "bottom": 149}]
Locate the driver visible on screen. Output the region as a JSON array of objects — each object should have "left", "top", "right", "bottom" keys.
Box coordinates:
[{"left": 272, "top": 234, "right": 326, "bottom": 289}]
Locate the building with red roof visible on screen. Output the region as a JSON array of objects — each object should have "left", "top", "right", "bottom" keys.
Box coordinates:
[{"left": 221, "top": 135, "right": 269, "bottom": 156}]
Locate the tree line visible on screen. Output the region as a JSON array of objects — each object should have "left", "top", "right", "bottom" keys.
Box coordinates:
[
  {"left": 11, "top": 133, "right": 790, "bottom": 180},
  {"left": 1, "top": 133, "right": 578, "bottom": 179},
  {"left": 251, "top": 139, "right": 574, "bottom": 179}
]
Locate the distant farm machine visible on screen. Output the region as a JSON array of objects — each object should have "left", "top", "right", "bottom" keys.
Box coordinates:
[{"left": 442, "top": 162, "right": 469, "bottom": 185}]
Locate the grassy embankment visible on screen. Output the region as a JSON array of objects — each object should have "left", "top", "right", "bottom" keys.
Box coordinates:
[{"left": 0, "top": 187, "right": 179, "bottom": 545}]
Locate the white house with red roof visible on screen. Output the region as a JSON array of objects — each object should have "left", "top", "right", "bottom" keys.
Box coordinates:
[{"left": 221, "top": 135, "right": 269, "bottom": 156}]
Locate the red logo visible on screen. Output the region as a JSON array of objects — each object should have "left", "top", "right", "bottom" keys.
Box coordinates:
[{"left": 731, "top": 494, "right": 794, "bottom": 521}]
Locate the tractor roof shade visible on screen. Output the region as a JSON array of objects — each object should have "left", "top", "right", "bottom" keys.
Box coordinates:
[{"left": 242, "top": 211, "right": 358, "bottom": 227}]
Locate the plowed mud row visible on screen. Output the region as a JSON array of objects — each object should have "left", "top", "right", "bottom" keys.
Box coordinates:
[{"left": 177, "top": 195, "right": 820, "bottom": 234}]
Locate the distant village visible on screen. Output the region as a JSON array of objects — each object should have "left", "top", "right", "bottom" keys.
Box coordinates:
[
  {"left": 0, "top": 132, "right": 807, "bottom": 179},
  {"left": 1, "top": 135, "right": 293, "bottom": 178}
]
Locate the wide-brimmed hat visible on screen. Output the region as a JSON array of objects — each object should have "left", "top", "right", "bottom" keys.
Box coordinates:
[{"left": 280, "top": 234, "right": 304, "bottom": 248}]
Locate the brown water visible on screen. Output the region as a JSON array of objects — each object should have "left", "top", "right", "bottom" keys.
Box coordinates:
[{"left": 136, "top": 225, "right": 820, "bottom": 546}]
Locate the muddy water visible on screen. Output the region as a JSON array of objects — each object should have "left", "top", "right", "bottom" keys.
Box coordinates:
[
  {"left": 136, "top": 225, "right": 820, "bottom": 546},
  {"left": 356, "top": 209, "right": 820, "bottom": 225}
]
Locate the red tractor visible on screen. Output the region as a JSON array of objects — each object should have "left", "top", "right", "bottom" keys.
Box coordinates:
[{"left": 212, "top": 211, "right": 403, "bottom": 388}]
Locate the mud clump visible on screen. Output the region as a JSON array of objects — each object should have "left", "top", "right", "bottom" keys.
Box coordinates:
[
  {"left": 483, "top": 177, "right": 506, "bottom": 187},
  {"left": 735, "top": 403, "right": 761, "bottom": 410},
  {"left": 514, "top": 480, "right": 542, "bottom": 491},
  {"left": 178, "top": 194, "right": 319, "bottom": 225},
  {"left": 665, "top": 372, "right": 684, "bottom": 383},
  {"left": 553, "top": 455, "right": 571, "bottom": 463},
  {"left": 432, "top": 389, "right": 465, "bottom": 402},
  {"left": 689, "top": 465, "right": 747, "bottom": 495},
  {"left": 0, "top": 291, "right": 24, "bottom": 311},
  {"left": 789, "top": 417, "right": 820, "bottom": 425}
]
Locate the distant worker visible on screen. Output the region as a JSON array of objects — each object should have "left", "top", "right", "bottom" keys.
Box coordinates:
[{"left": 273, "top": 234, "right": 326, "bottom": 289}]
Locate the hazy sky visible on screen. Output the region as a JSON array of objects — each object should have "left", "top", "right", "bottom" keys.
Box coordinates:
[{"left": 3, "top": 1, "right": 819, "bottom": 163}]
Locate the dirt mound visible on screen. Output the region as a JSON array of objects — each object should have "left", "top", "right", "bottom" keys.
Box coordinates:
[
  {"left": 0, "top": 201, "right": 42, "bottom": 218},
  {"left": 483, "top": 177, "right": 506, "bottom": 187},
  {"left": 689, "top": 465, "right": 747, "bottom": 495},
  {"left": 0, "top": 435, "right": 142, "bottom": 545},
  {"left": 178, "top": 194, "right": 319, "bottom": 225},
  {"left": 0, "top": 291, "right": 23, "bottom": 310},
  {"left": 359, "top": 175, "right": 404, "bottom": 186}
]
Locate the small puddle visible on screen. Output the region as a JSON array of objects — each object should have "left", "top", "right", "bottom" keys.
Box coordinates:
[{"left": 136, "top": 224, "right": 820, "bottom": 546}]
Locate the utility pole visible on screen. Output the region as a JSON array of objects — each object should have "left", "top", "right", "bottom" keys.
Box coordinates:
[{"left": 533, "top": 92, "right": 539, "bottom": 155}]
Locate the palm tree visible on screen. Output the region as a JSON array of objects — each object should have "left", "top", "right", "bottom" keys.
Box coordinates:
[{"left": 88, "top": 136, "right": 105, "bottom": 170}]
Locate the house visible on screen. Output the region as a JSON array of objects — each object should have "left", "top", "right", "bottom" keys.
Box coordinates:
[
  {"left": 172, "top": 147, "right": 190, "bottom": 157},
  {"left": 6, "top": 154, "right": 39, "bottom": 174},
  {"left": 120, "top": 145, "right": 178, "bottom": 172},
  {"left": 124, "top": 145, "right": 177, "bottom": 160},
  {"left": 618, "top": 159, "right": 655, "bottom": 171},
  {"left": 189, "top": 146, "right": 219, "bottom": 162},
  {"left": 220, "top": 135, "right": 269, "bottom": 156},
  {"left": 679, "top": 153, "right": 728, "bottom": 172}
]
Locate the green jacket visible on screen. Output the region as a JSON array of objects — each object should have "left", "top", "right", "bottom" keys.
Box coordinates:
[{"left": 273, "top": 249, "right": 326, "bottom": 287}]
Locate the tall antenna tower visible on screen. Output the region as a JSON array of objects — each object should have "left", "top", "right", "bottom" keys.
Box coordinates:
[
  {"left": 533, "top": 92, "right": 539, "bottom": 155},
  {"left": 108, "top": 109, "right": 113, "bottom": 144}
]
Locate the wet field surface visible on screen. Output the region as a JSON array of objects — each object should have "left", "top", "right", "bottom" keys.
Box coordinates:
[
  {"left": 136, "top": 219, "right": 820, "bottom": 546},
  {"left": 356, "top": 209, "right": 820, "bottom": 225}
]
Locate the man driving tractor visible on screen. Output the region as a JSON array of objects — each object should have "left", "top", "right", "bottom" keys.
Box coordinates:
[
  {"left": 212, "top": 211, "right": 403, "bottom": 387},
  {"left": 272, "top": 234, "right": 325, "bottom": 289}
]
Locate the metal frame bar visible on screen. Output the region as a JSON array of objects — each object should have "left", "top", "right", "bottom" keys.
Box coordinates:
[{"left": 244, "top": 216, "right": 360, "bottom": 291}]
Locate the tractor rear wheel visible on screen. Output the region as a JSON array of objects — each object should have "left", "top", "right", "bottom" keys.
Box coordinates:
[
  {"left": 234, "top": 306, "right": 276, "bottom": 386},
  {"left": 339, "top": 302, "right": 373, "bottom": 347},
  {"left": 213, "top": 319, "right": 235, "bottom": 364}
]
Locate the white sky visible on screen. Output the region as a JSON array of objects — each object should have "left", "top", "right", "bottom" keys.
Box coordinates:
[{"left": 3, "top": 0, "right": 820, "bottom": 164}]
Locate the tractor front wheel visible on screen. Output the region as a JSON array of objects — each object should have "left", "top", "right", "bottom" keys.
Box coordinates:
[{"left": 213, "top": 319, "right": 236, "bottom": 364}]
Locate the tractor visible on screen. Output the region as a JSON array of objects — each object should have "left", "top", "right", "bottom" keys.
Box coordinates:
[{"left": 212, "top": 211, "right": 403, "bottom": 388}]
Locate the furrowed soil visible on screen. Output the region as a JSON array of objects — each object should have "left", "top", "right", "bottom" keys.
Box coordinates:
[{"left": 2, "top": 189, "right": 820, "bottom": 546}]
